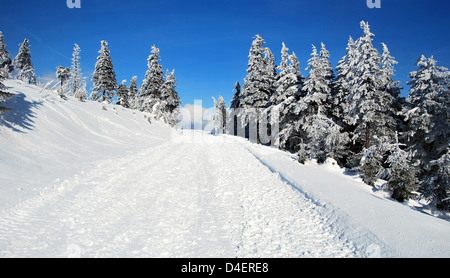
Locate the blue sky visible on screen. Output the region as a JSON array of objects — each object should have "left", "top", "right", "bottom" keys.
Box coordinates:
[{"left": 1, "top": 0, "right": 449, "bottom": 108}]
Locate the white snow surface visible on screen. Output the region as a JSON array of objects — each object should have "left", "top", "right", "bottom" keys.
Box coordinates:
[{"left": 0, "top": 80, "right": 449, "bottom": 258}]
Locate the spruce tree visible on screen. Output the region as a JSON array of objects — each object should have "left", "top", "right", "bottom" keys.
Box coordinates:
[
  {"left": 240, "top": 35, "right": 274, "bottom": 143},
  {"left": 271, "top": 49, "right": 303, "bottom": 151},
  {"left": 230, "top": 81, "right": 241, "bottom": 109},
  {"left": 116, "top": 80, "right": 130, "bottom": 108},
  {"left": 12, "top": 39, "right": 36, "bottom": 84},
  {"left": 380, "top": 43, "right": 404, "bottom": 131},
  {"left": 300, "top": 43, "right": 344, "bottom": 163},
  {"left": 385, "top": 133, "right": 419, "bottom": 202},
  {"left": 140, "top": 45, "right": 165, "bottom": 113},
  {"left": 128, "top": 76, "right": 139, "bottom": 110},
  {"left": 345, "top": 21, "right": 397, "bottom": 152},
  {"left": 0, "top": 32, "right": 13, "bottom": 74},
  {"left": 213, "top": 95, "right": 227, "bottom": 135},
  {"left": 70, "top": 44, "right": 87, "bottom": 101},
  {"left": 331, "top": 36, "right": 357, "bottom": 129},
  {"left": 160, "top": 70, "right": 181, "bottom": 127},
  {"left": 405, "top": 55, "right": 450, "bottom": 210},
  {"left": 92, "top": 40, "right": 116, "bottom": 102},
  {"left": 229, "top": 81, "right": 241, "bottom": 135},
  {"left": 342, "top": 21, "right": 399, "bottom": 180},
  {"left": 56, "top": 66, "right": 70, "bottom": 99}
]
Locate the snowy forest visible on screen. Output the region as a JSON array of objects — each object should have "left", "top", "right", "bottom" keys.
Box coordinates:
[
  {"left": 215, "top": 21, "right": 449, "bottom": 211},
  {"left": 0, "top": 33, "right": 181, "bottom": 127},
  {"left": 0, "top": 20, "right": 449, "bottom": 212}
]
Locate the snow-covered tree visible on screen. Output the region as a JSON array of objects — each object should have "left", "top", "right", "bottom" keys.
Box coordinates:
[
  {"left": 159, "top": 70, "right": 181, "bottom": 127},
  {"left": 128, "top": 76, "right": 139, "bottom": 110},
  {"left": 0, "top": 69, "right": 13, "bottom": 112},
  {"left": 240, "top": 35, "right": 273, "bottom": 109},
  {"left": 271, "top": 50, "right": 304, "bottom": 151},
  {"left": 56, "top": 66, "right": 70, "bottom": 99},
  {"left": 264, "top": 47, "right": 277, "bottom": 99},
  {"left": 140, "top": 45, "right": 165, "bottom": 113},
  {"left": 405, "top": 55, "right": 450, "bottom": 210},
  {"left": 12, "top": 39, "right": 36, "bottom": 84},
  {"left": 302, "top": 114, "right": 349, "bottom": 163},
  {"left": 213, "top": 96, "right": 227, "bottom": 135},
  {"left": 380, "top": 43, "right": 404, "bottom": 130},
  {"left": 423, "top": 151, "right": 449, "bottom": 211},
  {"left": 385, "top": 134, "right": 419, "bottom": 202},
  {"left": 331, "top": 36, "right": 357, "bottom": 127},
  {"left": 298, "top": 43, "right": 345, "bottom": 163},
  {"left": 360, "top": 145, "right": 384, "bottom": 187},
  {"left": 116, "top": 80, "right": 129, "bottom": 108},
  {"left": 92, "top": 40, "right": 116, "bottom": 102},
  {"left": 271, "top": 43, "right": 302, "bottom": 106},
  {"left": 230, "top": 81, "right": 241, "bottom": 109},
  {"left": 345, "top": 21, "right": 397, "bottom": 152},
  {"left": 302, "top": 43, "right": 332, "bottom": 114},
  {"left": 239, "top": 35, "right": 276, "bottom": 143},
  {"left": 70, "top": 43, "right": 87, "bottom": 101},
  {"left": 229, "top": 81, "right": 241, "bottom": 135},
  {"left": 0, "top": 32, "right": 13, "bottom": 74}
]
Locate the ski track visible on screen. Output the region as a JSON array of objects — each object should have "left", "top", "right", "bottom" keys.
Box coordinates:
[{"left": 0, "top": 132, "right": 362, "bottom": 258}]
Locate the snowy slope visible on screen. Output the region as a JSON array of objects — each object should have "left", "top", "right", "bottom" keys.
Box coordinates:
[{"left": 0, "top": 80, "right": 449, "bottom": 258}]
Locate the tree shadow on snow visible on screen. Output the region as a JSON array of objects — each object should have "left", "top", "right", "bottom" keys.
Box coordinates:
[{"left": 0, "top": 93, "right": 42, "bottom": 133}]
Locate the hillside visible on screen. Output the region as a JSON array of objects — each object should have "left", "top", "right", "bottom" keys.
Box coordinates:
[{"left": 0, "top": 80, "right": 449, "bottom": 258}]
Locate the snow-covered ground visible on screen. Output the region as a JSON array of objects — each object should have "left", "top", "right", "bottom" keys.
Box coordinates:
[{"left": 0, "top": 80, "right": 449, "bottom": 258}]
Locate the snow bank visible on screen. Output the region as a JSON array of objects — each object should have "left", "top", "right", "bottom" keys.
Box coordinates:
[
  {"left": 244, "top": 141, "right": 450, "bottom": 258},
  {"left": 0, "top": 80, "right": 172, "bottom": 212}
]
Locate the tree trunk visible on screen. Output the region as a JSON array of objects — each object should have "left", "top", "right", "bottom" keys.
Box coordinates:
[{"left": 365, "top": 123, "right": 371, "bottom": 149}]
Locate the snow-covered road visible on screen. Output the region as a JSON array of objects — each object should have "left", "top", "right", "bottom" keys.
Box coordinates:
[{"left": 0, "top": 131, "right": 362, "bottom": 258}]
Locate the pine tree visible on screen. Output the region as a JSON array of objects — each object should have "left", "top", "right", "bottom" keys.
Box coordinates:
[
  {"left": 128, "top": 76, "right": 139, "bottom": 110},
  {"left": 12, "top": 39, "right": 36, "bottom": 84},
  {"left": 380, "top": 43, "right": 403, "bottom": 131},
  {"left": 240, "top": 35, "right": 273, "bottom": 109},
  {"left": 92, "top": 40, "right": 116, "bottom": 102},
  {"left": 0, "top": 69, "right": 13, "bottom": 112},
  {"left": 0, "top": 32, "right": 13, "bottom": 74},
  {"left": 299, "top": 43, "right": 344, "bottom": 163},
  {"left": 230, "top": 81, "right": 241, "bottom": 109},
  {"left": 345, "top": 21, "right": 397, "bottom": 165},
  {"left": 213, "top": 95, "right": 227, "bottom": 135},
  {"left": 70, "top": 44, "right": 87, "bottom": 101},
  {"left": 271, "top": 48, "right": 304, "bottom": 151},
  {"left": 331, "top": 36, "right": 357, "bottom": 128},
  {"left": 56, "top": 66, "right": 70, "bottom": 99},
  {"left": 405, "top": 55, "right": 450, "bottom": 210},
  {"left": 240, "top": 35, "right": 275, "bottom": 143},
  {"left": 140, "top": 45, "right": 165, "bottom": 113},
  {"left": 116, "top": 80, "right": 130, "bottom": 108},
  {"left": 271, "top": 43, "right": 301, "bottom": 106},
  {"left": 264, "top": 47, "right": 277, "bottom": 99},
  {"left": 272, "top": 42, "right": 290, "bottom": 105},
  {"left": 360, "top": 145, "right": 384, "bottom": 187},
  {"left": 229, "top": 81, "right": 241, "bottom": 135},
  {"left": 385, "top": 133, "right": 419, "bottom": 202},
  {"left": 160, "top": 70, "right": 181, "bottom": 127},
  {"left": 302, "top": 44, "right": 332, "bottom": 114}
]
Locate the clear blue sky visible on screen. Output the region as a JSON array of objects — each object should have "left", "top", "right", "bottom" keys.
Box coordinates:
[{"left": 1, "top": 0, "right": 449, "bottom": 108}]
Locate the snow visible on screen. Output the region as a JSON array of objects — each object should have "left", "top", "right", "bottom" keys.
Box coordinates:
[{"left": 0, "top": 80, "right": 449, "bottom": 258}]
